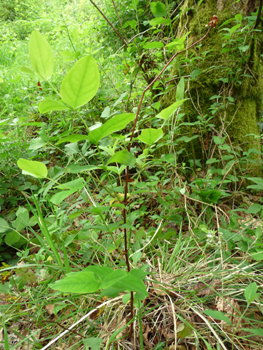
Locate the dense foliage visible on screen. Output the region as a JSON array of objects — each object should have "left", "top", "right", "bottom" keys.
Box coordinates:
[{"left": 1, "top": 0, "right": 263, "bottom": 349}]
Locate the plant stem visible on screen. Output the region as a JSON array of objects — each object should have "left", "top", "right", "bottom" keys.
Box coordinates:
[{"left": 123, "top": 25, "right": 214, "bottom": 339}]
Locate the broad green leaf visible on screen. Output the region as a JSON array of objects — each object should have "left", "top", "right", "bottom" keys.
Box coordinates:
[
  {"left": 150, "top": 18, "right": 169, "bottom": 26},
  {"left": 235, "top": 14, "right": 242, "bottom": 22},
  {"left": 176, "top": 77, "right": 185, "bottom": 101},
  {"left": 132, "top": 252, "right": 142, "bottom": 264},
  {"left": 138, "top": 128, "right": 163, "bottom": 145},
  {"left": 83, "top": 266, "right": 113, "bottom": 277},
  {"left": 144, "top": 41, "right": 164, "bottom": 49},
  {"left": 123, "top": 19, "right": 137, "bottom": 30},
  {"left": 156, "top": 99, "right": 188, "bottom": 120},
  {"left": 247, "top": 203, "right": 262, "bottom": 214},
  {"left": 13, "top": 211, "right": 29, "bottom": 231},
  {"left": 67, "top": 165, "right": 101, "bottom": 173},
  {"left": 250, "top": 250, "right": 263, "bottom": 260},
  {"left": 242, "top": 328, "right": 263, "bottom": 336},
  {"left": 177, "top": 135, "right": 199, "bottom": 143},
  {"left": 61, "top": 56, "right": 100, "bottom": 109},
  {"left": 107, "top": 150, "right": 136, "bottom": 166},
  {"left": 177, "top": 323, "right": 193, "bottom": 339},
  {"left": 244, "top": 282, "right": 259, "bottom": 305},
  {"left": 51, "top": 178, "right": 84, "bottom": 205},
  {"left": 64, "top": 143, "right": 79, "bottom": 155},
  {"left": 113, "top": 273, "right": 148, "bottom": 296},
  {"left": 29, "top": 30, "right": 54, "bottom": 80},
  {"left": 230, "top": 24, "right": 241, "bottom": 34},
  {"left": 51, "top": 271, "right": 100, "bottom": 293},
  {"left": 20, "top": 66, "right": 35, "bottom": 75},
  {"left": 131, "top": 0, "right": 139, "bottom": 7},
  {"left": 255, "top": 226, "right": 262, "bottom": 239},
  {"left": 88, "top": 113, "right": 135, "bottom": 144},
  {"left": 150, "top": 1, "right": 167, "bottom": 17},
  {"left": 203, "top": 310, "right": 232, "bottom": 326},
  {"left": 100, "top": 270, "right": 127, "bottom": 289},
  {"left": 0, "top": 218, "right": 10, "bottom": 233},
  {"left": 5, "top": 231, "right": 21, "bottom": 246},
  {"left": 83, "top": 338, "right": 103, "bottom": 350},
  {"left": 29, "top": 137, "right": 46, "bottom": 150},
  {"left": 190, "top": 68, "right": 201, "bottom": 79},
  {"left": 213, "top": 136, "right": 224, "bottom": 145},
  {"left": 39, "top": 99, "right": 70, "bottom": 113},
  {"left": 50, "top": 188, "right": 82, "bottom": 205},
  {"left": 56, "top": 178, "right": 84, "bottom": 190},
  {"left": 17, "top": 159, "right": 47, "bottom": 178},
  {"left": 56, "top": 134, "right": 89, "bottom": 145},
  {"left": 206, "top": 158, "right": 219, "bottom": 165}
]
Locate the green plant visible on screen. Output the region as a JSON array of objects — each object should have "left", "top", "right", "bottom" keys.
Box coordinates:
[{"left": 14, "top": 24, "right": 215, "bottom": 343}]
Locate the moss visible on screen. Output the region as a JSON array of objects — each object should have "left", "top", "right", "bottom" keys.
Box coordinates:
[{"left": 159, "top": 0, "right": 263, "bottom": 174}]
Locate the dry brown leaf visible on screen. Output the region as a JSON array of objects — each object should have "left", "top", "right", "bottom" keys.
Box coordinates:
[
  {"left": 45, "top": 304, "right": 55, "bottom": 315},
  {"left": 216, "top": 297, "right": 241, "bottom": 333},
  {"left": 143, "top": 324, "right": 153, "bottom": 349}
]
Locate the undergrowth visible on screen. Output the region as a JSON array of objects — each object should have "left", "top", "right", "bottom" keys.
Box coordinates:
[{"left": 1, "top": 1, "right": 263, "bottom": 350}]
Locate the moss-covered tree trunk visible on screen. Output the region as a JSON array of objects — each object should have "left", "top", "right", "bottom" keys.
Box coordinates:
[{"left": 161, "top": 0, "right": 263, "bottom": 176}]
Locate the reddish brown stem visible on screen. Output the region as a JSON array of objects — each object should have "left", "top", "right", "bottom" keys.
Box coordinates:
[
  {"left": 88, "top": 0, "right": 127, "bottom": 46},
  {"left": 122, "top": 26, "right": 213, "bottom": 338}
]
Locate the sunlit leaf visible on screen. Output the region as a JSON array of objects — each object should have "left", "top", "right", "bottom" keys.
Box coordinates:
[
  {"left": 88, "top": 113, "right": 135, "bottom": 144},
  {"left": 51, "top": 271, "right": 100, "bottom": 293},
  {"left": 107, "top": 150, "right": 136, "bottom": 166},
  {"left": 150, "top": 1, "right": 167, "bottom": 17},
  {"left": 138, "top": 128, "right": 163, "bottom": 145},
  {"left": 61, "top": 56, "right": 100, "bottom": 109},
  {"left": 144, "top": 41, "right": 164, "bottom": 49},
  {"left": 20, "top": 66, "right": 35, "bottom": 75},
  {"left": 39, "top": 99, "right": 70, "bottom": 113},
  {"left": 156, "top": 99, "right": 188, "bottom": 120},
  {"left": 29, "top": 30, "right": 54, "bottom": 80},
  {"left": 17, "top": 159, "right": 47, "bottom": 178}
]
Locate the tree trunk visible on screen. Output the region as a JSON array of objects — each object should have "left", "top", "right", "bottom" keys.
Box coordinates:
[{"left": 160, "top": 0, "right": 263, "bottom": 176}]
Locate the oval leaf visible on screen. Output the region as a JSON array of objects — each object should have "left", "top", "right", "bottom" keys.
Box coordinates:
[
  {"left": 88, "top": 113, "right": 135, "bottom": 144},
  {"left": 61, "top": 56, "right": 100, "bottom": 109},
  {"left": 17, "top": 158, "right": 47, "bottom": 178},
  {"left": 5, "top": 231, "right": 21, "bottom": 246},
  {"left": 150, "top": 1, "right": 167, "bottom": 17},
  {"left": 29, "top": 30, "right": 54, "bottom": 80},
  {"left": 107, "top": 150, "right": 136, "bottom": 166},
  {"left": 67, "top": 165, "right": 101, "bottom": 173},
  {"left": 203, "top": 310, "right": 232, "bottom": 326},
  {"left": 156, "top": 99, "right": 188, "bottom": 120},
  {"left": 20, "top": 66, "right": 35, "bottom": 75},
  {"left": 176, "top": 77, "right": 185, "bottom": 101},
  {"left": 0, "top": 218, "right": 10, "bottom": 233},
  {"left": 144, "top": 41, "right": 164, "bottom": 49},
  {"left": 39, "top": 99, "right": 70, "bottom": 113},
  {"left": 56, "top": 134, "right": 90, "bottom": 145},
  {"left": 138, "top": 128, "right": 163, "bottom": 146},
  {"left": 51, "top": 271, "right": 100, "bottom": 293}
]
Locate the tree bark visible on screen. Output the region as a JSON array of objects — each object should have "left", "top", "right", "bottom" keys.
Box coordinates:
[{"left": 161, "top": 0, "right": 263, "bottom": 176}]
